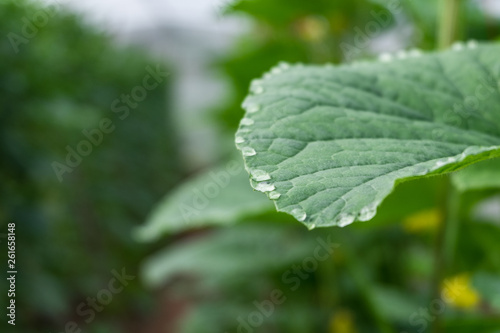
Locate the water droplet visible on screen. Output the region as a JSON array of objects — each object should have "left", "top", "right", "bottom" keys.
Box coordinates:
[
  {"left": 251, "top": 169, "right": 271, "bottom": 181},
  {"left": 247, "top": 104, "right": 260, "bottom": 113},
  {"left": 306, "top": 223, "right": 316, "bottom": 230},
  {"left": 251, "top": 79, "right": 263, "bottom": 86},
  {"left": 452, "top": 42, "right": 464, "bottom": 51},
  {"left": 358, "top": 205, "right": 377, "bottom": 221},
  {"left": 279, "top": 62, "right": 290, "bottom": 70},
  {"left": 396, "top": 50, "right": 407, "bottom": 59},
  {"left": 379, "top": 53, "right": 393, "bottom": 62},
  {"left": 255, "top": 182, "right": 275, "bottom": 192},
  {"left": 241, "top": 147, "right": 256, "bottom": 156},
  {"left": 435, "top": 160, "right": 447, "bottom": 168},
  {"left": 432, "top": 156, "right": 458, "bottom": 171},
  {"left": 271, "top": 67, "right": 282, "bottom": 75},
  {"left": 291, "top": 208, "right": 307, "bottom": 222},
  {"left": 408, "top": 49, "right": 422, "bottom": 57},
  {"left": 235, "top": 136, "right": 245, "bottom": 144},
  {"left": 252, "top": 86, "right": 264, "bottom": 94},
  {"left": 241, "top": 118, "right": 254, "bottom": 126},
  {"left": 337, "top": 213, "right": 355, "bottom": 227},
  {"left": 467, "top": 40, "right": 478, "bottom": 49},
  {"left": 269, "top": 191, "right": 281, "bottom": 200}
]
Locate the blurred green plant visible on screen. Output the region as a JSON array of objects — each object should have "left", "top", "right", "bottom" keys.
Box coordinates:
[
  {"left": 0, "top": 0, "right": 179, "bottom": 332},
  {"left": 141, "top": 1, "right": 500, "bottom": 333},
  {"left": 213, "top": 0, "right": 390, "bottom": 132},
  {"left": 2, "top": 0, "right": 499, "bottom": 332}
]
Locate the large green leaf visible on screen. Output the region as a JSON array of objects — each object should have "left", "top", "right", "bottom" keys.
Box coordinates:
[{"left": 235, "top": 43, "right": 500, "bottom": 229}]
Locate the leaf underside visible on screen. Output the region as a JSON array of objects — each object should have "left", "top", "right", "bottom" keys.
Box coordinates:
[{"left": 236, "top": 43, "right": 500, "bottom": 229}]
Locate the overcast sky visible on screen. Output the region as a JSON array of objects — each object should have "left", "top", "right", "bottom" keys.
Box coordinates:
[
  {"left": 44, "top": 0, "right": 500, "bottom": 37},
  {"left": 40, "top": 0, "right": 248, "bottom": 169},
  {"left": 44, "top": 0, "right": 244, "bottom": 36},
  {"left": 39, "top": 0, "right": 500, "bottom": 169}
]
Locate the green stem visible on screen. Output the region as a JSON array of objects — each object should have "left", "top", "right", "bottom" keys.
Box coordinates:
[
  {"left": 343, "top": 242, "right": 396, "bottom": 333},
  {"left": 438, "top": 0, "right": 461, "bottom": 49},
  {"left": 431, "top": 176, "right": 460, "bottom": 333},
  {"left": 443, "top": 183, "right": 460, "bottom": 270},
  {"left": 317, "top": 254, "right": 337, "bottom": 310}
]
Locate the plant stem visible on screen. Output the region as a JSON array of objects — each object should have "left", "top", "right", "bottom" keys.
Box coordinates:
[
  {"left": 343, "top": 241, "right": 396, "bottom": 333},
  {"left": 431, "top": 176, "right": 460, "bottom": 333},
  {"left": 317, "top": 254, "right": 337, "bottom": 310},
  {"left": 438, "top": 0, "right": 461, "bottom": 49}
]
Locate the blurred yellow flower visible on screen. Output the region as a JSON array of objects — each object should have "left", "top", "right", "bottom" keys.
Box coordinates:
[
  {"left": 403, "top": 208, "right": 442, "bottom": 233},
  {"left": 296, "top": 16, "right": 329, "bottom": 42},
  {"left": 329, "top": 310, "right": 357, "bottom": 333},
  {"left": 329, "top": 12, "right": 347, "bottom": 33},
  {"left": 332, "top": 248, "right": 344, "bottom": 264},
  {"left": 441, "top": 273, "right": 480, "bottom": 309}
]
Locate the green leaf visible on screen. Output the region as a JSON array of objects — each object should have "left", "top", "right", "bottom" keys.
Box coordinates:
[
  {"left": 471, "top": 194, "right": 500, "bottom": 225},
  {"left": 452, "top": 158, "right": 500, "bottom": 191},
  {"left": 443, "top": 317, "right": 500, "bottom": 333},
  {"left": 358, "top": 176, "right": 444, "bottom": 228},
  {"left": 235, "top": 43, "right": 500, "bottom": 229},
  {"left": 179, "top": 301, "right": 317, "bottom": 333},
  {"left": 371, "top": 286, "right": 420, "bottom": 322},
  {"left": 135, "top": 161, "right": 274, "bottom": 241},
  {"left": 141, "top": 224, "right": 323, "bottom": 288},
  {"left": 472, "top": 272, "right": 500, "bottom": 311}
]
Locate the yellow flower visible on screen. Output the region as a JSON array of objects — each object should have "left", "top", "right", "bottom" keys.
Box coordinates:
[
  {"left": 328, "top": 12, "right": 347, "bottom": 33},
  {"left": 441, "top": 273, "right": 480, "bottom": 309},
  {"left": 403, "top": 208, "right": 442, "bottom": 233},
  {"left": 296, "top": 16, "right": 329, "bottom": 42},
  {"left": 329, "top": 310, "right": 357, "bottom": 333}
]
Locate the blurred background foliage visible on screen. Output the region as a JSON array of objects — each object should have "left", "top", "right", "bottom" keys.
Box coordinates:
[
  {"left": 0, "top": 1, "right": 179, "bottom": 332},
  {"left": 1, "top": 0, "right": 500, "bottom": 332}
]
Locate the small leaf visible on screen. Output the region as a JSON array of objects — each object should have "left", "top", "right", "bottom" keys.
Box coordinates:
[
  {"left": 136, "top": 161, "right": 273, "bottom": 241},
  {"left": 236, "top": 43, "right": 500, "bottom": 228},
  {"left": 141, "top": 224, "right": 320, "bottom": 287},
  {"left": 371, "top": 286, "right": 420, "bottom": 322},
  {"left": 471, "top": 194, "right": 500, "bottom": 225},
  {"left": 472, "top": 272, "right": 500, "bottom": 311},
  {"left": 452, "top": 158, "right": 500, "bottom": 191}
]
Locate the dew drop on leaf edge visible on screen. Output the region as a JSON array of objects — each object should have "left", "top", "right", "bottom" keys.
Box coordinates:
[
  {"left": 337, "top": 213, "right": 355, "bottom": 227},
  {"left": 251, "top": 169, "right": 271, "bottom": 181},
  {"left": 291, "top": 208, "right": 307, "bottom": 222},
  {"left": 255, "top": 182, "right": 275, "bottom": 192},
  {"left": 241, "top": 147, "right": 256, "bottom": 156},
  {"left": 247, "top": 104, "right": 260, "bottom": 113},
  {"left": 269, "top": 191, "right": 281, "bottom": 200},
  {"left": 241, "top": 118, "right": 254, "bottom": 126},
  {"left": 358, "top": 205, "right": 377, "bottom": 222}
]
